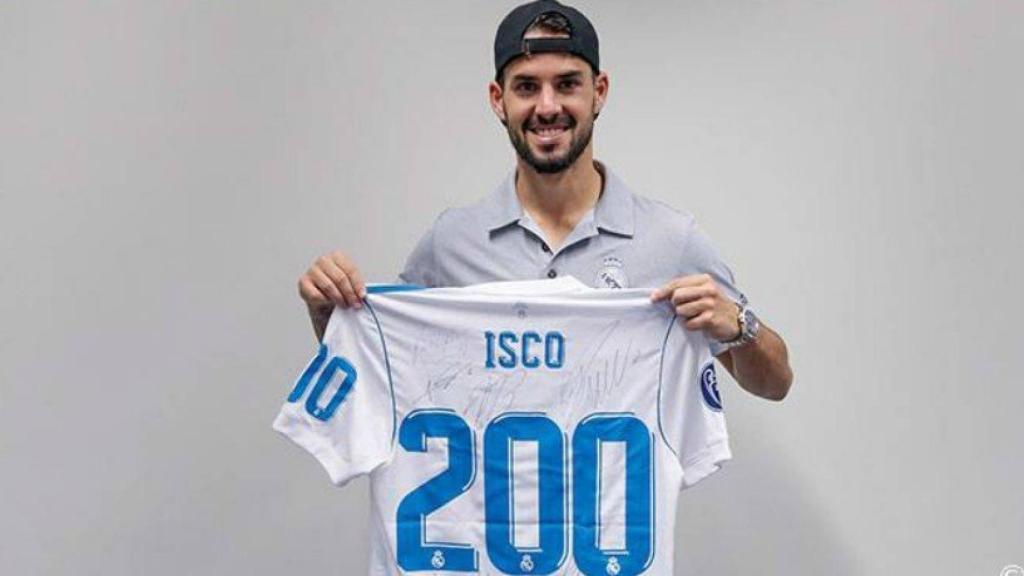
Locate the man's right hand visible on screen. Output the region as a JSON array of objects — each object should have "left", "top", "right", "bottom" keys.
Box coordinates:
[{"left": 298, "top": 251, "right": 366, "bottom": 340}]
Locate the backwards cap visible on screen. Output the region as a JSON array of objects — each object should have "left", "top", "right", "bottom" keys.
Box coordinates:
[{"left": 493, "top": 0, "right": 600, "bottom": 80}]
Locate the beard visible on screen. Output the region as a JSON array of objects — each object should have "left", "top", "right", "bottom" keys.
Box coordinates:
[{"left": 507, "top": 111, "right": 595, "bottom": 174}]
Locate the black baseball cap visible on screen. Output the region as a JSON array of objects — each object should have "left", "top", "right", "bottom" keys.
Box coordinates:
[{"left": 493, "top": 0, "right": 600, "bottom": 80}]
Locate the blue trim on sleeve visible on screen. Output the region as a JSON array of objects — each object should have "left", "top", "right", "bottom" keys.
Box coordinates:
[
  {"left": 367, "top": 284, "right": 425, "bottom": 294},
  {"left": 364, "top": 300, "right": 399, "bottom": 446}
]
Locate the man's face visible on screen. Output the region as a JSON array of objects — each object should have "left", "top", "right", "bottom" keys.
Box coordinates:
[{"left": 490, "top": 50, "right": 608, "bottom": 174}]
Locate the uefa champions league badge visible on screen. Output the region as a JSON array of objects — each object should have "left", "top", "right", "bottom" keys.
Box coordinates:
[
  {"left": 596, "top": 256, "right": 629, "bottom": 289},
  {"left": 700, "top": 363, "right": 723, "bottom": 411}
]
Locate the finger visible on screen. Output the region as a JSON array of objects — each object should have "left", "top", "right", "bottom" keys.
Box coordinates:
[
  {"left": 680, "top": 273, "right": 714, "bottom": 286},
  {"left": 298, "top": 276, "right": 331, "bottom": 308},
  {"left": 319, "top": 257, "right": 362, "bottom": 309},
  {"left": 329, "top": 250, "right": 353, "bottom": 269},
  {"left": 684, "top": 309, "right": 715, "bottom": 331},
  {"left": 310, "top": 267, "right": 348, "bottom": 308},
  {"left": 651, "top": 279, "right": 685, "bottom": 301},
  {"left": 347, "top": 265, "right": 367, "bottom": 300},
  {"left": 328, "top": 252, "right": 366, "bottom": 302},
  {"left": 651, "top": 274, "right": 713, "bottom": 301},
  {"left": 329, "top": 251, "right": 359, "bottom": 280},
  {"left": 670, "top": 286, "right": 716, "bottom": 306},
  {"left": 650, "top": 285, "right": 671, "bottom": 302},
  {"left": 674, "top": 297, "right": 715, "bottom": 319}
]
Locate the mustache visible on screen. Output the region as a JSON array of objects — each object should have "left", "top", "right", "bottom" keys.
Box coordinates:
[{"left": 524, "top": 115, "right": 576, "bottom": 130}]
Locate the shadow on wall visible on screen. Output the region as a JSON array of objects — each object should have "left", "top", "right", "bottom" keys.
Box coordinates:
[{"left": 674, "top": 411, "right": 860, "bottom": 575}]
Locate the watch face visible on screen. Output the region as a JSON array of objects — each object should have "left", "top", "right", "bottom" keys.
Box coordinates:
[{"left": 743, "top": 309, "right": 760, "bottom": 337}]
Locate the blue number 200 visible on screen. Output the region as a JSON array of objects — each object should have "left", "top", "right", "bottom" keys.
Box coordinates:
[{"left": 396, "top": 412, "right": 654, "bottom": 575}]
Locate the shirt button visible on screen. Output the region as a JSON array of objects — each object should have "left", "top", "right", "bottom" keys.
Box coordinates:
[{"left": 547, "top": 269, "right": 558, "bottom": 278}]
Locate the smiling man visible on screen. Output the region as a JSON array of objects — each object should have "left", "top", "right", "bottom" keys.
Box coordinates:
[{"left": 298, "top": 0, "right": 793, "bottom": 401}]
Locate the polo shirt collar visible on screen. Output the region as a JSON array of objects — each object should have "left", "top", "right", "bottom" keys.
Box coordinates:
[
  {"left": 593, "top": 165, "right": 635, "bottom": 237},
  {"left": 486, "top": 162, "right": 635, "bottom": 237},
  {"left": 487, "top": 171, "right": 523, "bottom": 231}
]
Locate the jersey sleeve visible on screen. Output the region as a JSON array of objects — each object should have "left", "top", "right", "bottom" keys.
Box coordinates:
[
  {"left": 272, "top": 305, "right": 396, "bottom": 486},
  {"left": 658, "top": 320, "right": 732, "bottom": 489}
]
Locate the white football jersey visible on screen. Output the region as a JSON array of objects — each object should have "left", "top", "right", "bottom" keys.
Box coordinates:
[{"left": 273, "top": 277, "right": 730, "bottom": 576}]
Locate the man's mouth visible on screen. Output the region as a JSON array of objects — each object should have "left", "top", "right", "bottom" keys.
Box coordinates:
[{"left": 526, "top": 121, "right": 572, "bottom": 144}]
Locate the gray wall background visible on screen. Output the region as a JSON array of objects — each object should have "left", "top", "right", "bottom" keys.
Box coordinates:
[{"left": 2, "top": 1, "right": 1021, "bottom": 574}]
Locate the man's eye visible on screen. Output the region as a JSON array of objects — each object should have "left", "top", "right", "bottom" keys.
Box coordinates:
[
  {"left": 516, "top": 83, "right": 537, "bottom": 93},
  {"left": 559, "top": 80, "right": 580, "bottom": 90}
]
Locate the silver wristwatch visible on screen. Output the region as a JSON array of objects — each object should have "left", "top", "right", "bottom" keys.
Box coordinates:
[{"left": 719, "top": 302, "right": 760, "bottom": 351}]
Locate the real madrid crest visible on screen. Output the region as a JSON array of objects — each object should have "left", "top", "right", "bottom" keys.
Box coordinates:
[{"left": 595, "top": 256, "right": 629, "bottom": 289}]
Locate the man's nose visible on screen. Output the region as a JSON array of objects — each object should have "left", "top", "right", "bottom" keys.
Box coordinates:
[{"left": 535, "top": 84, "right": 561, "bottom": 117}]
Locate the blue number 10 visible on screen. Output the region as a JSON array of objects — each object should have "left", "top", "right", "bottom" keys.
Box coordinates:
[{"left": 287, "top": 344, "right": 357, "bottom": 422}]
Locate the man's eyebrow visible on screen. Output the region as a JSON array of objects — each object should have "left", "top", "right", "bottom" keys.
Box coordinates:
[{"left": 510, "top": 71, "right": 585, "bottom": 83}]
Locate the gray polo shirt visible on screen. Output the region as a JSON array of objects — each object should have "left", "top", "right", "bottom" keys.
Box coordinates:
[{"left": 398, "top": 164, "right": 745, "bottom": 354}]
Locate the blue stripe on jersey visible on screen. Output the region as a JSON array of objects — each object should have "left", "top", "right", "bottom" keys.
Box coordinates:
[
  {"left": 656, "top": 316, "right": 681, "bottom": 462},
  {"left": 367, "top": 284, "right": 425, "bottom": 294},
  {"left": 364, "top": 300, "right": 399, "bottom": 445}
]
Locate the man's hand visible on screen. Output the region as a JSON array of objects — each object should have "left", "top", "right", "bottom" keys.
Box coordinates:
[
  {"left": 651, "top": 273, "right": 793, "bottom": 401},
  {"left": 650, "top": 274, "right": 740, "bottom": 342},
  {"left": 298, "top": 251, "right": 366, "bottom": 340}
]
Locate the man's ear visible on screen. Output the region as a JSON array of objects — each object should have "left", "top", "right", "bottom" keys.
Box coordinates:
[
  {"left": 488, "top": 81, "right": 508, "bottom": 126},
  {"left": 593, "top": 70, "right": 610, "bottom": 118}
]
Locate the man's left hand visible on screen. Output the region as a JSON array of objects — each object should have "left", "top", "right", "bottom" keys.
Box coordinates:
[{"left": 650, "top": 274, "right": 740, "bottom": 342}]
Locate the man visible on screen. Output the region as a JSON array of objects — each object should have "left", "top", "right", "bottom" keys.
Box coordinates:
[{"left": 298, "top": 0, "right": 793, "bottom": 401}]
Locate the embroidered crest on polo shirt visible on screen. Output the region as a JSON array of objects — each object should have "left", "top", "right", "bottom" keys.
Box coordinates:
[{"left": 596, "top": 256, "right": 629, "bottom": 289}]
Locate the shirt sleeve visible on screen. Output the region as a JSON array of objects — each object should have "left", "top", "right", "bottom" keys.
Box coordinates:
[
  {"left": 678, "top": 222, "right": 747, "bottom": 356},
  {"left": 658, "top": 320, "right": 732, "bottom": 489},
  {"left": 272, "top": 305, "right": 396, "bottom": 486},
  {"left": 397, "top": 218, "right": 441, "bottom": 287}
]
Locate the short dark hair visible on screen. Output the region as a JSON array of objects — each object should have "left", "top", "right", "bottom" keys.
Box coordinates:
[
  {"left": 528, "top": 11, "right": 572, "bottom": 36},
  {"left": 496, "top": 11, "right": 595, "bottom": 87}
]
